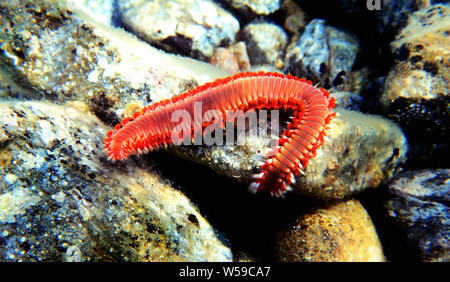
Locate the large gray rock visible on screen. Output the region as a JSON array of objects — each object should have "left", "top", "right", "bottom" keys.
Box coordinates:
[
  {"left": 0, "top": 100, "right": 232, "bottom": 262},
  {"left": 0, "top": 0, "right": 229, "bottom": 121}
]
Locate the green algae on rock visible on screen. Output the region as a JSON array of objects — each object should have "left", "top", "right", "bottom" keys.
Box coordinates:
[
  {"left": 273, "top": 199, "right": 385, "bottom": 262},
  {"left": 0, "top": 100, "right": 232, "bottom": 262},
  {"left": 171, "top": 108, "right": 407, "bottom": 200}
]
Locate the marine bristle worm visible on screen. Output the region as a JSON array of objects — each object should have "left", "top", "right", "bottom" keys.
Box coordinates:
[{"left": 104, "top": 72, "right": 336, "bottom": 196}]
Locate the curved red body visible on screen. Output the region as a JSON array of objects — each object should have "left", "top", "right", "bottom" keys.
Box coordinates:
[{"left": 104, "top": 72, "right": 336, "bottom": 196}]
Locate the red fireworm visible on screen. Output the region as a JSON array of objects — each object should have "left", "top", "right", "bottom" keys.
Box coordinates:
[{"left": 104, "top": 71, "right": 336, "bottom": 196}]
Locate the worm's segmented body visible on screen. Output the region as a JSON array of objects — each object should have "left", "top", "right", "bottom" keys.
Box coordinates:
[{"left": 104, "top": 72, "right": 336, "bottom": 196}]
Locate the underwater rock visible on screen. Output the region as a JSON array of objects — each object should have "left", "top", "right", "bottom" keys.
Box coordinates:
[
  {"left": 65, "top": 0, "right": 117, "bottom": 26},
  {"left": 222, "top": 0, "right": 285, "bottom": 18},
  {"left": 210, "top": 47, "right": 240, "bottom": 74},
  {"left": 118, "top": 0, "right": 240, "bottom": 60},
  {"left": 384, "top": 169, "right": 449, "bottom": 262},
  {"left": 281, "top": 0, "right": 307, "bottom": 35},
  {"left": 239, "top": 22, "right": 288, "bottom": 69},
  {"left": 330, "top": 91, "right": 363, "bottom": 111},
  {"left": 171, "top": 108, "right": 408, "bottom": 200},
  {"left": 377, "top": 0, "right": 430, "bottom": 34},
  {"left": 273, "top": 199, "right": 385, "bottom": 262},
  {"left": 0, "top": 100, "right": 232, "bottom": 262},
  {"left": 382, "top": 4, "right": 449, "bottom": 168},
  {"left": 0, "top": 0, "right": 229, "bottom": 117},
  {"left": 232, "top": 42, "right": 251, "bottom": 71},
  {"left": 210, "top": 42, "right": 250, "bottom": 74},
  {"left": 284, "top": 19, "right": 359, "bottom": 90}
]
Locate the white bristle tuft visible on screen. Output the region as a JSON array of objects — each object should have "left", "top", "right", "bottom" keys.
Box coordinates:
[
  {"left": 249, "top": 182, "right": 260, "bottom": 193},
  {"left": 316, "top": 150, "right": 323, "bottom": 157},
  {"left": 252, "top": 172, "right": 264, "bottom": 179},
  {"left": 290, "top": 173, "right": 296, "bottom": 184}
]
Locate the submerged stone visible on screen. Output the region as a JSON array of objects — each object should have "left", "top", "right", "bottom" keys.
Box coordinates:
[
  {"left": 0, "top": 100, "right": 232, "bottom": 262},
  {"left": 284, "top": 19, "right": 359, "bottom": 90},
  {"left": 171, "top": 108, "right": 408, "bottom": 200},
  {"left": 382, "top": 4, "right": 449, "bottom": 169},
  {"left": 222, "top": 0, "right": 284, "bottom": 18},
  {"left": 240, "top": 22, "right": 288, "bottom": 69},
  {"left": 273, "top": 199, "right": 385, "bottom": 262},
  {"left": 0, "top": 0, "right": 229, "bottom": 119},
  {"left": 118, "top": 0, "right": 240, "bottom": 60},
  {"left": 383, "top": 169, "right": 449, "bottom": 262}
]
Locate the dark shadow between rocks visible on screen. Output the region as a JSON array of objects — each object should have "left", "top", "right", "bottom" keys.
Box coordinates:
[{"left": 145, "top": 150, "right": 321, "bottom": 262}]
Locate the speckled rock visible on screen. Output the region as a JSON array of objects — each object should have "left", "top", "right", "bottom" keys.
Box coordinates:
[
  {"left": 273, "top": 199, "right": 385, "bottom": 262},
  {"left": 222, "top": 0, "right": 285, "bottom": 18},
  {"left": 381, "top": 4, "right": 449, "bottom": 168},
  {"left": 377, "top": 0, "right": 431, "bottom": 34},
  {"left": 240, "top": 22, "right": 288, "bottom": 69},
  {"left": 384, "top": 169, "right": 449, "bottom": 262},
  {"left": 117, "top": 0, "right": 240, "bottom": 60},
  {"left": 171, "top": 108, "right": 408, "bottom": 200},
  {"left": 0, "top": 100, "right": 232, "bottom": 262},
  {"left": 0, "top": 0, "right": 229, "bottom": 120},
  {"left": 284, "top": 19, "right": 359, "bottom": 90}
]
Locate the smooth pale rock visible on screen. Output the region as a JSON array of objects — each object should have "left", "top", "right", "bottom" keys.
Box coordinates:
[
  {"left": 0, "top": 0, "right": 229, "bottom": 125},
  {"left": 65, "top": 0, "right": 117, "bottom": 26},
  {"left": 384, "top": 169, "right": 449, "bottom": 262},
  {"left": 273, "top": 199, "right": 385, "bottom": 262},
  {"left": 0, "top": 100, "right": 232, "bottom": 262},
  {"left": 382, "top": 4, "right": 449, "bottom": 169},
  {"left": 118, "top": 0, "right": 240, "bottom": 60},
  {"left": 210, "top": 47, "right": 240, "bottom": 75},
  {"left": 171, "top": 108, "right": 408, "bottom": 200},
  {"left": 210, "top": 42, "right": 251, "bottom": 74}
]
